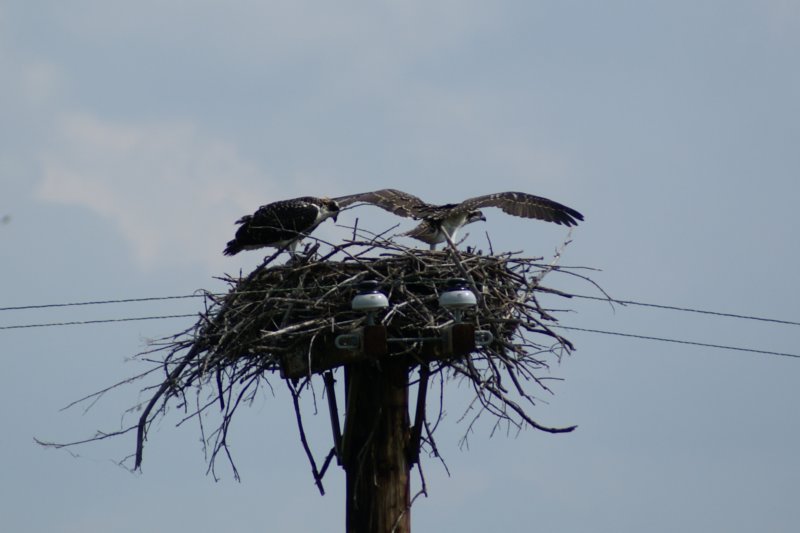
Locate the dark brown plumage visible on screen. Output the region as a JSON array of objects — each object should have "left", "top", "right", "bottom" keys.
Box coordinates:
[{"left": 224, "top": 197, "right": 340, "bottom": 256}]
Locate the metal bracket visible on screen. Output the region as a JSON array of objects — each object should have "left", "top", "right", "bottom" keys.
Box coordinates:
[{"left": 474, "top": 329, "right": 494, "bottom": 346}]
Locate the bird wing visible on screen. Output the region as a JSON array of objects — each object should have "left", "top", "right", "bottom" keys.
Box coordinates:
[
  {"left": 454, "top": 192, "right": 584, "bottom": 227},
  {"left": 251, "top": 199, "right": 320, "bottom": 231},
  {"left": 237, "top": 199, "right": 320, "bottom": 242},
  {"left": 403, "top": 220, "right": 439, "bottom": 245},
  {"left": 334, "top": 189, "right": 432, "bottom": 219}
]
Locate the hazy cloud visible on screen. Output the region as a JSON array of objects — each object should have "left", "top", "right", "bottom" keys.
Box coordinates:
[{"left": 38, "top": 112, "right": 273, "bottom": 271}]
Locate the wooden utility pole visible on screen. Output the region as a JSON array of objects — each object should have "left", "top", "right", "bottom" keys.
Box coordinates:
[
  {"left": 338, "top": 321, "right": 414, "bottom": 532},
  {"left": 343, "top": 358, "right": 410, "bottom": 533},
  {"left": 282, "top": 322, "right": 475, "bottom": 533}
]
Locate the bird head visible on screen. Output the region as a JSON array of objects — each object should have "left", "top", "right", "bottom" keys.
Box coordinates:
[
  {"left": 466, "top": 210, "right": 487, "bottom": 225},
  {"left": 323, "top": 198, "right": 341, "bottom": 222}
]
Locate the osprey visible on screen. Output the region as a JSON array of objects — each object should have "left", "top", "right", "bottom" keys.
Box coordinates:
[
  {"left": 336, "top": 189, "right": 584, "bottom": 249},
  {"left": 223, "top": 191, "right": 408, "bottom": 256},
  {"left": 223, "top": 196, "right": 343, "bottom": 256}
]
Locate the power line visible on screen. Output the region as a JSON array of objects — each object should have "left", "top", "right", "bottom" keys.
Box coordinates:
[
  {"left": 0, "top": 314, "right": 197, "bottom": 330},
  {"left": 0, "top": 288, "right": 335, "bottom": 312},
  {"left": 555, "top": 325, "right": 800, "bottom": 359},
  {"left": 0, "top": 294, "right": 203, "bottom": 312},
  {"left": 2, "top": 291, "right": 798, "bottom": 329},
  {"left": 1, "top": 311, "right": 796, "bottom": 360},
  {"left": 568, "top": 293, "right": 800, "bottom": 327}
]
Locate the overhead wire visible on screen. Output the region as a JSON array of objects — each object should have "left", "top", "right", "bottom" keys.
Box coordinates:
[
  {"left": 0, "top": 287, "right": 345, "bottom": 312},
  {"left": 553, "top": 325, "right": 800, "bottom": 359},
  {"left": 0, "top": 311, "right": 797, "bottom": 360},
  {"left": 2, "top": 290, "right": 798, "bottom": 327},
  {"left": 0, "top": 294, "right": 203, "bottom": 312},
  {"left": 0, "top": 314, "right": 198, "bottom": 330},
  {"left": 566, "top": 293, "right": 800, "bottom": 327},
  {"left": 1, "top": 290, "right": 797, "bottom": 359}
]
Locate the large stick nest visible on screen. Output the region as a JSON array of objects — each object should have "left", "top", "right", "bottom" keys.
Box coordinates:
[
  {"left": 41, "top": 231, "right": 597, "bottom": 486},
  {"left": 197, "top": 243, "right": 574, "bottom": 371}
]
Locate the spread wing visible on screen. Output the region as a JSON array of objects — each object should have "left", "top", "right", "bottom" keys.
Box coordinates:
[
  {"left": 455, "top": 192, "right": 584, "bottom": 227},
  {"left": 334, "top": 189, "right": 432, "bottom": 219}
]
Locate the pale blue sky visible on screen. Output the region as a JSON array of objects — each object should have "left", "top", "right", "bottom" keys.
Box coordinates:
[{"left": 2, "top": 2, "right": 799, "bottom": 532}]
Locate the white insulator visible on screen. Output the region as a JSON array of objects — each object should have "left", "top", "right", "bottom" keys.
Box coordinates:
[
  {"left": 351, "top": 291, "right": 389, "bottom": 312},
  {"left": 438, "top": 288, "right": 477, "bottom": 310}
]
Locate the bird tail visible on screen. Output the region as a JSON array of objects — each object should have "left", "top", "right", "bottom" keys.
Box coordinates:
[{"left": 223, "top": 239, "right": 243, "bottom": 256}]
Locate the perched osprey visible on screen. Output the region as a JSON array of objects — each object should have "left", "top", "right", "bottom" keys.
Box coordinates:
[
  {"left": 223, "top": 191, "right": 410, "bottom": 256},
  {"left": 336, "top": 189, "right": 584, "bottom": 249},
  {"left": 223, "top": 196, "right": 343, "bottom": 256}
]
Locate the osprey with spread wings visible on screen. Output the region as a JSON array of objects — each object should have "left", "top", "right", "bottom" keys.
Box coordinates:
[{"left": 336, "top": 189, "right": 584, "bottom": 249}]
